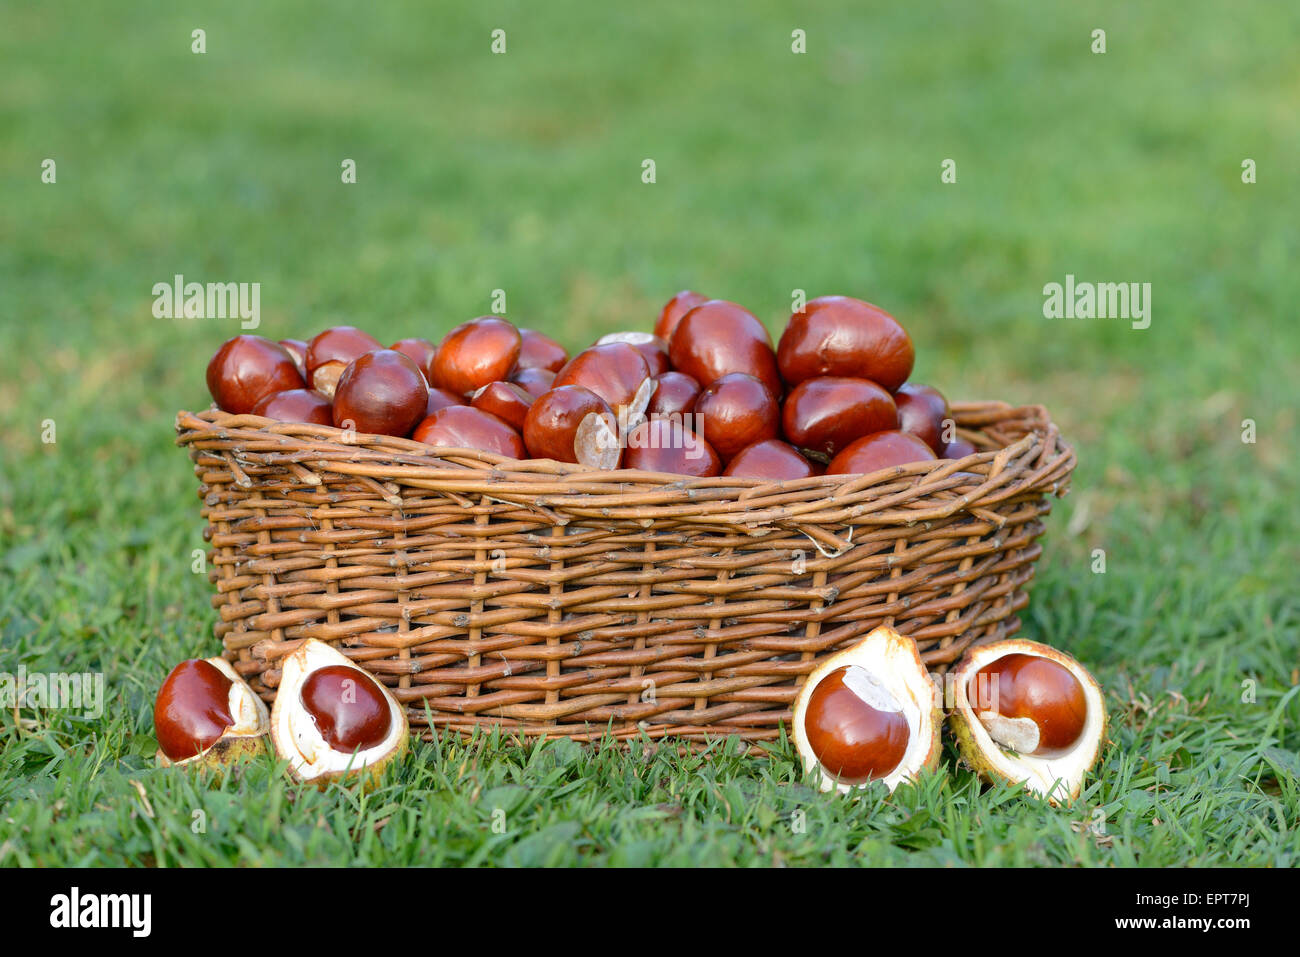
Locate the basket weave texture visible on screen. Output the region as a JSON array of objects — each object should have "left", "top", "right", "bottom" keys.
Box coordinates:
[{"left": 176, "top": 401, "right": 1074, "bottom": 745}]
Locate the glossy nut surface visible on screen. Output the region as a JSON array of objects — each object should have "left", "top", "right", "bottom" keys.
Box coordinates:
[
  {"left": 723, "top": 439, "right": 817, "bottom": 480},
  {"left": 553, "top": 342, "right": 653, "bottom": 418},
  {"left": 471, "top": 380, "right": 534, "bottom": 431},
  {"left": 895, "top": 383, "right": 949, "bottom": 453},
  {"left": 595, "top": 331, "right": 671, "bottom": 377},
  {"left": 522, "top": 385, "right": 620, "bottom": 468},
  {"left": 430, "top": 317, "right": 522, "bottom": 396},
  {"left": 971, "top": 654, "right": 1087, "bottom": 754},
  {"left": 517, "top": 328, "right": 569, "bottom": 373},
  {"left": 206, "top": 335, "right": 306, "bottom": 414},
  {"left": 425, "top": 386, "right": 465, "bottom": 415},
  {"left": 653, "top": 289, "right": 708, "bottom": 341},
  {"left": 510, "top": 366, "right": 556, "bottom": 397},
  {"left": 305, "top": 326, "right": 383, "bottom": 398},
  {"left": 154, "top": 659, "right": 234, "bottom": 761},
  {"left": 411, "top": 405, "right": 525, "bottom": 458},
  {"left": 331, "top": 349, "right": 429, "bottom": 437},
  {"left": 777, "top": 296, "right": 914, "bottom": 391},
  {"left": 252, "top": 388, "right": 333, "bottom": 426},
  {"left": 694, "top": 373, "right": 780, "bottom": 461},
  {"left": 389, "top": 338, "right": 438, "bottom": 383},
  {"left": 825, "top": 430, "right": 936, "bottom": 475},
  {"left": 942, "top": 437, "right": 978, "bottom": 459},
  {"left": 647, "top": 372, "right": 701, "bottom": 418},
  {"left": 300, "top": 664, "right": 392, "bottom": 753},
  {"left": 668, "top": 300, "right": 782, "bottom": 398},
  {"left": 783, "top": 377, "right": 898, "bottom": 457},
  {"left": 803, "top": 666, "right": 910, "bottom": 785},
  {"left": 623, "top": 418, "right": 720, "bottom": 477},
  {"left": 279, "top": 338, "right": 309, "bottom": 377}
]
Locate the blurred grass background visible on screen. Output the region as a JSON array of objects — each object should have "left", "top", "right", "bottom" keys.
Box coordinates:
[{"left": 1, "top": 0, "right": 1297, "bottom": 865}]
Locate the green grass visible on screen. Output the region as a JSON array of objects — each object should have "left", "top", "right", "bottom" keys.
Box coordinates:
[{"left": 1, "top": 0, "right": 1298, "bottom": 866}]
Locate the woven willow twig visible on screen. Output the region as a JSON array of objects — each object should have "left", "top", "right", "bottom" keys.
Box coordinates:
[{"left": 176, "top": 401, "right": 1075, "bottom": 745}]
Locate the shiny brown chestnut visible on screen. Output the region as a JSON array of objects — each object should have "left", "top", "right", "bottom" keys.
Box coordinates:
[
  {"left": 411, "top": 405, "right": 526, "bottom": 459},
  {"left": 300, "top": 664, "right": 393, "bottom": 753},
  {"left": 252, "top": 388, "right": 333, "bottom": 426},
  {"left": 895, "top": 383, "right": 949, "bottom": 453},
  {"left": 523, "top": 385, "right": 621, "bottom": 469},
  {"left": 426, "top": 386, "right": 465, "bottom": 415},
  {"left": 553, "top": 342, "right": 654, "bottom": 422},
  {"left": 511, "top": 366, "right": 557, "bottom": 397},
  {"left": 653, "top": 289, "right": 708, "bottom": 342},
  {"left": 206, "top": 335, "right": 306, "bottom": 414},
  {"left": 154, "top": 659, "right": 234, "bottom": 762},
  {"left": 943, "top": 437, "right": 978, "bottom": 459},
  {"left": 623, "top": 418, "right": 721, "bottom": 477},
  {"left": 430, "top": 317, "right": 522, "bottom": 397},
  {"left": 332, "top": 349, "right": 429, "bottom": 437},
  {"left": 694, "top": 373, "right": 780, "bottom": 461},
  {"left": 723, "top": 439, "right": 817, "bottom": 480},
  {"left": 305, "top": 326, "right": 383, "bottom": 399},
  {"left": 595, "top": 331, "right": 671, "bottom": 377},
  {"left": 777, "top": 296, "right": 914, "bottom": 392},
  {"left": 803, "top": 665, "right": 911, "bottom": 785},
  {"left": 970, "top": 654, "right": 1087, "bottom": 755},
  {"left": 825, "top": 430, "right": 937, "bottom": 475},
  {"left": 471, "top": 380, "right": 534, "bottom": 431},
  {"left": 279, "top": 338, "right": 309, "bottom": 377},
  {"left": 516, "top": 328, "right": 569, "bottom": 373},
  {"left": 389, "top": 338, "right": 438, "bottom": 383},
  {"left": 783, "top": 377, "right": 898, "bottom": 457},
  {"left": 647, "top": 372, "right": 701, "bottom": 419},
  {"left": 668, "top": 300, "right": 783, "bottom": 399}
]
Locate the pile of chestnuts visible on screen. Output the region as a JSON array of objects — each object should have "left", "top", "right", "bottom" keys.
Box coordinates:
[{"left": 204, "top": 293, "right": 976, "bottom": 478}]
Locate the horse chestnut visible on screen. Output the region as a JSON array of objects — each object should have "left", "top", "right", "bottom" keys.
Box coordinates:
[
  {"left": 825, "top": 430, "right": 936, "bottom": 475},
  {"left": 895, "top": 383, "right": 949, "bottom": 453},
  {"left": 777, "top": 296, "right": 914, "bottom": 392},
  {"left": 694, "top": 373, "right": 780, "bottom": 461},
  {"left": 623, "top": 418, "right": 720, "bottom": 477},
  {"left": 782, "top": 377, "right": 898, "bottom": 457},
  {"left": 723, "top": 439, "right": 817, "bottom": 480},
  {"left": 668, "top": 300, "right": 783, "bottom": 398},
  {"left": 412, "top": 405, "right": 526, "bottom": 459},
  {"left": 430, "top": 317, "right": 522, "bottom": 397},
  {"left": 471, "top": 380, "right": 534, "bottom": 431},
  {"left": 305, "top": 326, "right": 383, "bottom": 399},
  {"left": 207, "top": 335, "right": 306, "bottom": 414},
  {"left": 653, "top": 289, "right": 708, "bottom": 341},
  {"left": 332, "top": 349, "right": 429, "bottom": 437},
  {"left": 252, "top": 388, "right": 333, "bottom": 426},
  {"left": 517, "top": 328, "right": 569, "bottom": 373},
  {"left": 522, "top": 385, "right": 621, "bottom": 469}
]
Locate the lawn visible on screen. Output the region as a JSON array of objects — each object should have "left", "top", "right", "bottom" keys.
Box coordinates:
[{"left": 0, "top": 0, "right": 1297, "bottom": 866}]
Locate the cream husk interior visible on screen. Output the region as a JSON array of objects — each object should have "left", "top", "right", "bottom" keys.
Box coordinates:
[
  {"left": 271, "top": 639, "right": 406, "bottom": 781},
  {"left": 792, "top": 626, "right": 940, "bottom": 794},
  {"left": 952, "top": 639, "right": 1104, "bottom": 804},
  {"left": 160, "top": 657, "right": 269, "bottom": 766}
]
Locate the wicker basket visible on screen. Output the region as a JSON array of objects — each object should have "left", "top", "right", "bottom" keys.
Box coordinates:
[{"left": 175, "top": 401, "right": 1074, "bottom": 746}]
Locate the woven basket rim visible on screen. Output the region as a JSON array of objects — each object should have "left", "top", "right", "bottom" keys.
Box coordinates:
[{"left": 176, "top": 401, "right": 1074, "bottom": 538}]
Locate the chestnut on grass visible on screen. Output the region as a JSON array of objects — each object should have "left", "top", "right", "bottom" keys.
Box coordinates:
[
  {"left": 305, "top": 326, "right": 382, "bottom": 399},
  {"left": 154, "top": 657, "right": 269, "bottom": 769},
  {"left": 471, "top": 380, "right": 534, "bottom": 431},
  {"left": 270, "top": 639, "right": 408, "bottom": 789},
  {"left": 668, "top": 300, "right": 783, "bottom": 399},
  {"left": 792, "top": 627, "right": 942, "bottom": 794},
  {"left": 252, "top": 388, "right": 333, "bottom": 426},
  {"left": 522, "top": 385, "right": 621, "bottom": 469},
  {"left": 694, "top": 373, "right": 780, "bottom": 461},
  {"left": 825, "top": 430, "right": 937, "bottom": 475},
  {"left": 389, "top": 337, "right": 438, "bottom": 383},
  {"left": 782, "top": 376, "right": 898, "bottom": 458},
  {"left": 653, "top": 289, "right": 708, "bottom": 342},
  {"left": 949, "top": 639, "right": 1106, "bottom": 805},
  {"left": 206, "top": 335, "right": 306, "bottom": 414},
  {"left": 647, "top": 371, "right": 701, "bottom": 418},
  {"left": 517, "top": 327, "right": 569, "bottom": 373},
  {"left": 595, "top": 331, "right": 671, "bottom": 377},
  {"left": 511, "top": 366, "right": 556, "bottom": 397},
  {"left": 332, "top": 349, "right": 429, "bottom": 437},
  {"left": 777, "top": 296, "right": 914, "bottom": 392},
  {"left": 430, "top": 317, "right": 522, "bottom": 396},
  {"left": 723, "top": 439, "right": 817, "bottom": 480},
  {"left": 894, "top": 383, "right": 949, "bottom": 453},
  {"left": 623, "top": 418, "right": 721, "bottom": 477},
  {"left": 553, "top": 342, "right": 655, "bottom": 424},
  {"left": 412, "top": 405, "right": 526, "bottom": 459}
]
